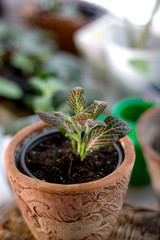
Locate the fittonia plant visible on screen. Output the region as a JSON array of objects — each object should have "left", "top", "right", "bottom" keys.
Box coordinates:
[{"left": 37, "top": 87, "right": 131, "bottom": 161}]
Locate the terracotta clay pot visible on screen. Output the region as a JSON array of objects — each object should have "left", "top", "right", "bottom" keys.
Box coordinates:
[
  {"left": 137, "top": 106, "right": 160, "bottom": 202},
  {"left": 4, "top": 122, "right": 135, "bottom": 240}
]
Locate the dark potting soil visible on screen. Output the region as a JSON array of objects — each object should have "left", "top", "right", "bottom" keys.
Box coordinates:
[{"left": 24, "top": 132, "right": 124, "bottom": 184}]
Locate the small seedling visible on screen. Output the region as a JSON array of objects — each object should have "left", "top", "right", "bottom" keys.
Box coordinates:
[{"left": 37, "top": 87, "right": 131, "bottom": 161}]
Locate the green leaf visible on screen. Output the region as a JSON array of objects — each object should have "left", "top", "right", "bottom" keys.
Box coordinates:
[
  {"left": 86, "top": 120, "right": 106, "bottom": 127},
  {"left": 37, "top": 111, "right": 73, "bottom": 135},
  {"left": 10, "top": 52, "right": 35, "bottom": 74},
  {"left": 78, "top": 119, "right": 106, "bottom": 127},
  {"left": 28, "top": 77, "right": 47, "bottom": 94},
  {"left": 27, "top": 96, "right": 53, "bottom": 112},
  {"left": 4, "top": 115, "right": 39, "bottom": 136},
  {"left": 74, "top": 100, "right": 107, "bottom": 121},
  {"left": 91, "top": 100, "right": 107, "bottom": 120},
  {"left": 0, "top": 23, "right": 18, "bottom": 40},
  {"left": 28, "top": 77, "right": 65, "bottom": 98},
  {"left": 0, "top": 77, "right": 23, "bottom": 99},
  {"left": 65, "top": 132, "right": 79, "bottom": 142},
  {"left": 16, "top": 29, "right": 55, "bottom": 59},
  {"left": 129, "top": 59, "right": 150, "bottom": 74},
  {"left": 74, "top": 106, "right": 93, "bottom": 121},
  {"left": 43, "top": 53, "right": 83, "bottom": 83},
  {"left": 67, "top": 87, "right": 85, "bottom": 114},
  {"left": 104, "top": 116, "right": 132, "bottom": 136},
  {"left": 37, "top": 111, "right": 62, "bottom": 127},
  {"left": 86, "top": 116, "right": 131, "bottom": 153},
  {"left": 54, "top": 111, "right": 73, "bottom": 124}
]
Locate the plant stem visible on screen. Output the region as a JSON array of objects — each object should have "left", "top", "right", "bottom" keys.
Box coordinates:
[
  {"left": 77, "top": 130, "right": 81, "bottom": 154},
  {"left": 72, "top": 140, "right": 76, "bottom": 154},
  {"left": 135, "top": 0, "right": 160, "bottom": 48},
  {"left": 81, "top": 152, "right": 87, "bottom": 161},
  {"left": 72, "top": 121, "right": 81, "bottom": 155},
  {"left": 80, "top": 125, "right": 90, "bottom": 161},
  {"left": 82, "top": 125, "right": 90, "bottom": 146},
  {"left": 80, "top": 145, "right": 85, "bottom": 160}
]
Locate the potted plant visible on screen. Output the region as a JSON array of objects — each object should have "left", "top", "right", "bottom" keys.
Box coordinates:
[
  {"left": 21, "top": 0, "right": 106, "bottom": 55},
  {"left": 104, "top": 0, "right": 160, "bottom": 97},
  {"left": 137, "top": 105, "right": 160, "bottom": 203},
  {"left": 4, "top": 87, "right": 135, "bottom": 240}
]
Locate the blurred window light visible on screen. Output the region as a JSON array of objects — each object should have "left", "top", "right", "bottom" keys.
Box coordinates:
[{"left": 86, "top": 0, "right": 159, "bottom": 26}]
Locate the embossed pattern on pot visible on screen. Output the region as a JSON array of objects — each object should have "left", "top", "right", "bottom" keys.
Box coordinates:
[{"left": 9, "top": 173, "right": 131, "bottom": 240}]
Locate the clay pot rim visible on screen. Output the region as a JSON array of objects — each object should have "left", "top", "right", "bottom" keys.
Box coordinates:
[
  {"left": 4, "top": 122, "right": 135, "bottom": 193},
  {"left": 137, "top": 105, "right": 160, "bottom": 161}
]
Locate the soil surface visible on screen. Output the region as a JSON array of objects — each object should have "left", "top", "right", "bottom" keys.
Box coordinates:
[{"left": 24, "top": 132, "right": 124, "bottom": 184}]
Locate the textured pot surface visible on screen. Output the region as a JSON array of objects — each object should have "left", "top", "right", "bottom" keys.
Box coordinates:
[
  {"left": 4, "top": 122, "right": 135, "bottom": 240},
  {"left": 137, "top": 106, "right": 160, "bottom": 201}
]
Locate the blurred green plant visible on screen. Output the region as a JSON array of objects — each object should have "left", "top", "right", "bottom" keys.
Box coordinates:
[
  {"left": 0, "top": 77, "right": 23, "bottom": 99},
  {"left": 129, "top": 59, "right": 150, "bottom": 75},
  {"left": 10, "top": 53, "right": 36, "bottom": 74},
  {"left": 0, "top": 25, "right": 55, "bottom": 74},
  {"left": 26, "top": 76, "right": 67, "bottom": 112},
  {"left": 42, "top": 53, "right": 83, "bottom": 84},
  {"left": 39, "top": 0, "right": 92, "bottom": 18},
  {"left": 40, "top": 0, "right": 61, "bottom": 11},
  {"left": 0, "top": 23, "right": 99, "bottom": 117},
  {"left": 4, "top": 115, "right": 40, "bottom": 136}
]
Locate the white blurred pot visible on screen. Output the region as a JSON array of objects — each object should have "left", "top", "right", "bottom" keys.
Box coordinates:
[
  {"left": 74, "top": 15, "right": 118, "bottom": 84},
  {"left": 105, "top": 25, "right": 160, "bottom": 96}
]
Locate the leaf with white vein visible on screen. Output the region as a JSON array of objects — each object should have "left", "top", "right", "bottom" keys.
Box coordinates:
[
  {"left": 85, "top": 116, "right": 131, "bottom": 153},
  {"left": 37, "top": 111, "right": 72, "bottom": 135},
  {"left": 91, "top": 100, "right": 107, "bottom": 120},
  {"left": 67, "top": 87, "right": 85, "bottom": 114}
]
